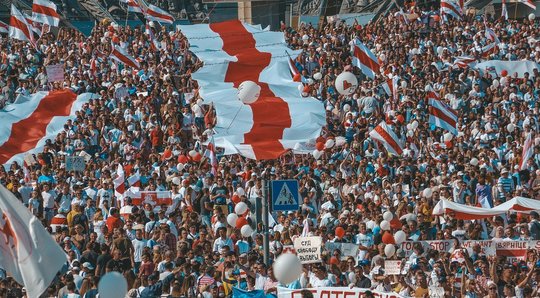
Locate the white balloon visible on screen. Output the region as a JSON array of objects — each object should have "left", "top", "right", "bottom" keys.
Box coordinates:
[
  {"left": 312, "top": 149, "right": 323, "bottom": 159},
  {"left": 492, "top": 79, "right": 500, "bottom": 88},
  {"left": 188, "top": 150, "right": 197, "bottom": 158},
  {"left": 343, "top": 104, "right": 351, "bottom": 112},
  {"left": 406, "top": 130, "right": 414, "bottom": 138},
  {"left": 394, "top": 230, "right": 407, "bottom": 245},
  {"left": 149, "top": 21, "right": 155, "bottom": 27},
  {"left": 227, "top": 213, "right": 238, "bottom": 227},
  {"left": 443, "top": 133, "right": 453, "bottom": 142},
  {"left": 313, "top": 72, "right": 322, "bottom": 80},
  {"left": 235, "top": 202, "right": 248, "bottom": 215},
  {"left": 411, "top": 120, "right": 419, "bottom": 130},
  {"left": 384, "top": 244, "right": 396, "bottom": 258},
  {"left": 177, "top": 163, "right": 184, "bottom": 172},
  {"left": 335, "top": 136, "right": 346, "bottom": 147},
  {"left": 500, "top": 76, "right": 507, "bottom": 86},
  {"left": 99, "top": 272, "right": 127, "bottom": 298},
  {"left": 437, "top": 46, "right": 443, "bottom": 56},
  {"left": 335, "top": 72, "right": 358, "bottom": 95},
  {"left": 238, "top": 81, "right": 261, "bottom": 104},
  {"left": 380, "top": 220, "right": 390, "bottom": 231},
  {"left": 529, "top": 13, "right": 536, "bottom": 21},
  {"left": 273, "top": 253, "right": 303, "bottom": 285},
  {"left": 241, "top": 224, "right": 253, "bottom": 237},
  {"left": 297, "top": 84, "right": 304, "bottom": 92},
  {"left": 172, "top": 177, "right": 181, "bottom": 186},
  {"left": 325, "top": 139, "right": 335, "bottom": 149},
  {"left": 507, "top": 123, "right": 515, "bottom": 132},
  {"left": 383, "top": 211, "right": 393, "bottom": 221},
  {"left": 470, "top": 157, "right": 479, "bottom": 166},
  {"left": 379, "top": 53, "right": 386, "bottom": 62},
  {"left": 307, "top": 78, "right": 314, "bottom": 85},
  {"left": 406, "top": 123, "right": 412, "bottom": 131},
  {"left": 401, "top": 80, "right": 407, "bottom": 89},
  {"left": 423, "top": 188, "right": 433, "bottom": 198}
]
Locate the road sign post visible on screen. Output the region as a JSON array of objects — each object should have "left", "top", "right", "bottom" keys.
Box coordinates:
[{"left": 271, "top": 180, "right": 300, "bottom": 212}]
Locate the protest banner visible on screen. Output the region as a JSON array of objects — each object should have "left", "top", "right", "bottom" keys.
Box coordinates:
[
  {"left": 495, "top": 241, "right": 528, "bottom": 260},
  {"left": 384, "top": 260, "right": 402, "bottom": 275},
  {"left": 293, "top": 236, "right": 322, "bottom": 264},
  {"left": 325, "top": 242, "right": 359, "bottom": 261},
  {"left": 400, "top": 240, "right": 453, "bottom": 257},
  {"left": 278, "top": 287, "right": 404, "bottom": 298},
  {"left": 46, "top": 64, "right": 64, "bottom": 82},
  {"left": 124, "top": 188, "right": 173, "bottom": 206},
  {"left": 65, "top": 156, "right": 86, "bottom": 172},
  {"left": 462, "top": 240, "right": 496, "bottom": 256}
]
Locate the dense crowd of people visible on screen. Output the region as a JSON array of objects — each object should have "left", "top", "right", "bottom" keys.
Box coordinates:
[{"left": 2, "top": 2, "right": 540, "bottom": 297}]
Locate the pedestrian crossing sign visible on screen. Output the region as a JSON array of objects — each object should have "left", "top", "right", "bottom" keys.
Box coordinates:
[{"left": 271, "top": 180, "right": 299, "bottom": 211}]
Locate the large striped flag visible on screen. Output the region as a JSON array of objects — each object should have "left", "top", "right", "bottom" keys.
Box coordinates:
[
  {"left": 110, "top": 45, "right": 140, "bottom": 69},
  {"left": 518, "top": 0, "right": 536, "bottom": 10},
  {"left": 352, "top": 39, "right": 380, "bottom": 79},
  {"left": 0, "top": 91, "right": 96, "bottom": 166},
  {"left": 480, "top": 42, "right": 498, "bottom": 59},
  {"left": 179, "top": 20, "right": 325, "bottom": 160},
  {"left": 440, "top": 0, "right": 463, "bottom": 20},
  {"left": 427, "top": 87, "right": 458, "bottom": 135},
  {"left": 127, "top": 0, "right": 143, "bottom": 13},
  {"left": 9, "top": 4, "right": 32, "bottom": 42},
  {"left": 369, "top": 121, "right": 404, "bottom": 156},
  {"left": 520, "top": 132, "right": 534, "bottom": 170},
  {"left": 452, "top": 56, "right": 476, "bottom": 69},
  {"left": 145, "top": 4, "right": 174, "bottom": 24},
  {"left": 32, "top": 0, "right": 60, "bottom": 27},
  {"left": 0, "top": 21, "right": 7, "bottom": 34}
]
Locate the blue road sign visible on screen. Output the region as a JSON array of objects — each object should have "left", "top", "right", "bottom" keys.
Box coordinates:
[{"left": 271, "top": 180, "right": 299, "bottom": 211}]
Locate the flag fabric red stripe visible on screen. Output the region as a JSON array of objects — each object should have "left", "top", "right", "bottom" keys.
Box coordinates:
[
  {"left": 209, "top": 21, "right": 291, "bottom": 160},
  {"left": 429, "top": 106, "right": 457, "bottom": 127},
  {"left": 0, "top": 21, "right": 8, "bottom": 33},
  {"left": 374, "top": 124, "right": 403, "bottom": 155},
  {"left": 0, "top": 90, "right": 77, "bottom": 164},
  {"left": 32, "top": 4, "right": 60, "bottom": 18},
  {"left": 110, "top": 47, "right": 140, "bottom": 69},
  {"left": 9, "top": 15, "right": 31, "bottom": 41},
  {"left": 353, "top": 42, "right": 380, "bottom": 79}
]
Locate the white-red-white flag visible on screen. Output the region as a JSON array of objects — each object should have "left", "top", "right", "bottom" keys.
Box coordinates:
[
  {"left": 518, "top": 0, "right": 536, "bottom": 10},
  {"left": 9, "top": 5, "right": 32, "bottom": 42},
  {"left": 114, "top": 164, "right": 125, "bottom": 199},
  {"left": 127, "top": 0, "right": 143, "bottom": 13},
  {"left": 427, "top": 87, "right": 458, "bottom": 135},
  {"left": 0, "top": 21, "right": 8, "bottom": 34},
  {"left": 32, "top": 0, "right": 60, "bottom": 27},
  {"left": 110, "top": 45, "right": 140, "bottom": 69},
  {"left": 369, "top": 121, "right": 404, "bottom": 156},
  {"left": 440, "top": 0, "right": 463, "bottom": 21},
  {"left": 145, "top": 4, "right": 174, "bottom": 24},
  {"left": 352, "top": 39, "right": 380, "bottom": 80},
  {"left": 520, "top": 132, "right": 534, "bottom": 170},
  {"left": 0, "top": 185, "right": 67, "bottom": 298}
]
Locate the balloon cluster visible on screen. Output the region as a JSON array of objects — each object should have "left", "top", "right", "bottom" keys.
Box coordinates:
[
  {"left": 378, "top": 211, "right": 408, "bottom": 258},
  {"left": 227, "top": 201, "right": 254, "bottom": 237}
]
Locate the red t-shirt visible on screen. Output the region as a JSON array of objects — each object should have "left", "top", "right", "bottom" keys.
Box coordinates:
[{"left": 106, "top": 216, "right": 123, "bottom": 233}]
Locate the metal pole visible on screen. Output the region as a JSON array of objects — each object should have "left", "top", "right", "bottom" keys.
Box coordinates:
[{"left": 262, "top": 179, "right": 270, "bottom": 265}]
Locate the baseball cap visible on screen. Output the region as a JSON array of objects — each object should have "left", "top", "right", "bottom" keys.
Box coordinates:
[{"left": 82, "top": 262, "right": 94, "bottom": 270}]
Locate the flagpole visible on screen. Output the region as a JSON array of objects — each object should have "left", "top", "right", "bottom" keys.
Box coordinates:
[
  {"left": 125, "top": 10, "right": 129, "bottom": 27},
  {"left": 514, "top": 2, "right": 518, "bottom": 19}
]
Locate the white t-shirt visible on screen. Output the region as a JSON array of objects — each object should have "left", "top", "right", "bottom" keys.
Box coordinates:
[{"left": 132, "top": 238, "right": 147, "bottom": 262}]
